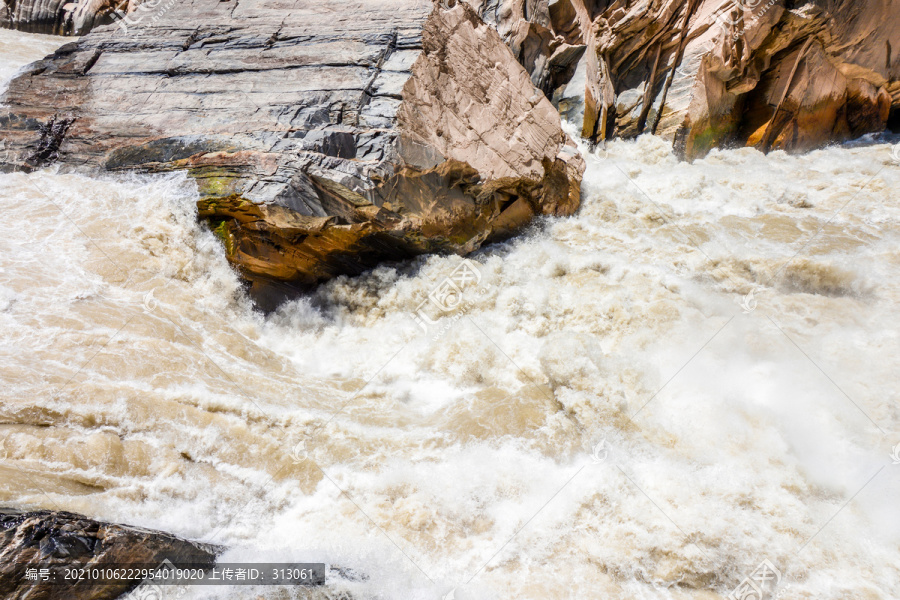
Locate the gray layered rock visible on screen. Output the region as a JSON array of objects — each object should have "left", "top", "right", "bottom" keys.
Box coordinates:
[
  {"left": 6, "top": 0, "right": 898, "bottom": 162},
  {"left": 0, "top": 508, "right": 217, "bottom": 600},
  {"left": 0, "top": 0, "right": 584, "bottom": 303}
]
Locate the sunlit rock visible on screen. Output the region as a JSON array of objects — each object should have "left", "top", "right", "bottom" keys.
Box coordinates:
[{"left": 0, "top": 0, "right": 584, "bottom": 304}]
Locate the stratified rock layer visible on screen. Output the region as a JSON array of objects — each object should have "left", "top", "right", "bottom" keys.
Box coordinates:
[
  {"left": 5, "top": 0, "right": 898, "bottom": 162},
  {"left": 0, "top": 0, "right": 584, "bottom": 302},
  {"left": 0, "top": 508, "right": 217, "bottom": 600}
]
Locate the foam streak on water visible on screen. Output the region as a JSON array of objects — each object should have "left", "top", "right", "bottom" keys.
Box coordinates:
[{"left": 1, "top": 29, "right": 899, "bottom": 600}]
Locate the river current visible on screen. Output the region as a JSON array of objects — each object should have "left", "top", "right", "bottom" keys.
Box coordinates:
[{"left": 2, "top": 29, "right": 899, "bottom": 600}]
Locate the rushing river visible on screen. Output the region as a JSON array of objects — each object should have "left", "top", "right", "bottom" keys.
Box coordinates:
[{"left": 2, "top": 28, "right": 899, "bottom": 600}]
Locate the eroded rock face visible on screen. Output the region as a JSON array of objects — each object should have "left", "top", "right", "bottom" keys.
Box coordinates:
[
  {"left": 0, "top": 0, "right": 120, "bottom": 35},
  {"left": 0, "top": 0, "right": 583, "bottom": 304},
  {"left": 461, "top": 0, "right": 899, "bottom": 157},
  {"left": 2, "top": 1, "right": 895, "bottom": 304},
  {"left": 4, "top": 0, "right": 897, "bottom": 164},
  {"left": 0, "top": 508, "right": 217, "bottom": 600},
  {"left": 674, "top": 0, "right": 898, "bottom": 158}
]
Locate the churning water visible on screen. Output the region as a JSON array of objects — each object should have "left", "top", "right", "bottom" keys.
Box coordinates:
[{"left": 2, "top": 29, "right": 899, "bottom": 600}]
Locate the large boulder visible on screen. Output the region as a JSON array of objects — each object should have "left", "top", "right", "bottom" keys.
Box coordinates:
[
  {"left": 1, "top": 1, "right": 894, "bottom": 307},
  {"left": 0, "top": 508, "right": 217, "bottom": 600},
  {"left": 0, "top": 0, "right": 584, "bottom": 304}
]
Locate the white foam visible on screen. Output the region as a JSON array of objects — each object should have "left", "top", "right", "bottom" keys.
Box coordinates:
[{"left": 2, "top": 30, "right": 899, "bottom": 600}]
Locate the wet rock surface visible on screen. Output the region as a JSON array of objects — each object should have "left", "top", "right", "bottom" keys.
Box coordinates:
[{"left": 0, "top": 508, "right": 217, "bottom": 600}]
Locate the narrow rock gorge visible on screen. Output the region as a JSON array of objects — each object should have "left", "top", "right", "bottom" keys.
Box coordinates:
[{"left": 2, "top": 4, "right": 899, "bottom": 600}]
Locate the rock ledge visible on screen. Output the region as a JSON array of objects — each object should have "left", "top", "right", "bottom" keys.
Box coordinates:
[{"left": 0, "top": 508, "right": 217, "bottom": 600}]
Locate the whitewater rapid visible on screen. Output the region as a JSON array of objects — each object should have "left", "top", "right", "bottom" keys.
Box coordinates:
[{"left": 2, "top": 29, "right": 899, "bottom": 600}]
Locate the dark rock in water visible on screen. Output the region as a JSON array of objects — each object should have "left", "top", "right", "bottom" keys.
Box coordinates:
[
  {"left": 0, "top": 0, "right": 584, "bottom": 304},
  {"left": 0, "top": 508, "right": 217, "bottom": 600},
  {"left": 25, "top": 115, "right": 75, "bottom": 170}
]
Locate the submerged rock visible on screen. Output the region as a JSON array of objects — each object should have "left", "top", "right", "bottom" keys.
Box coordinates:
[
  {"left": 0, "top": 0, "right": 583, "bottom": 304},
  {"left": 0, "top": 508, "right": 217, "bottom": 600}
]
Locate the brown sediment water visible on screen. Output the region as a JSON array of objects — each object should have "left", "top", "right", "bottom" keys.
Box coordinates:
[{"left": 2, "top": 28, "right": 899, "bottom": 600}]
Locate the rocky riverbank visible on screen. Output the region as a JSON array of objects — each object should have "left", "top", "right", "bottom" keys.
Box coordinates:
[
  {"left": 0, "top": 0, "right": 897, "bottom": 300},
  {"left": 462, "top": 0, "right": 898, "bottom": 157},
  {"left": 0, "top": 508, "right": 218, "bottom": 600}
]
